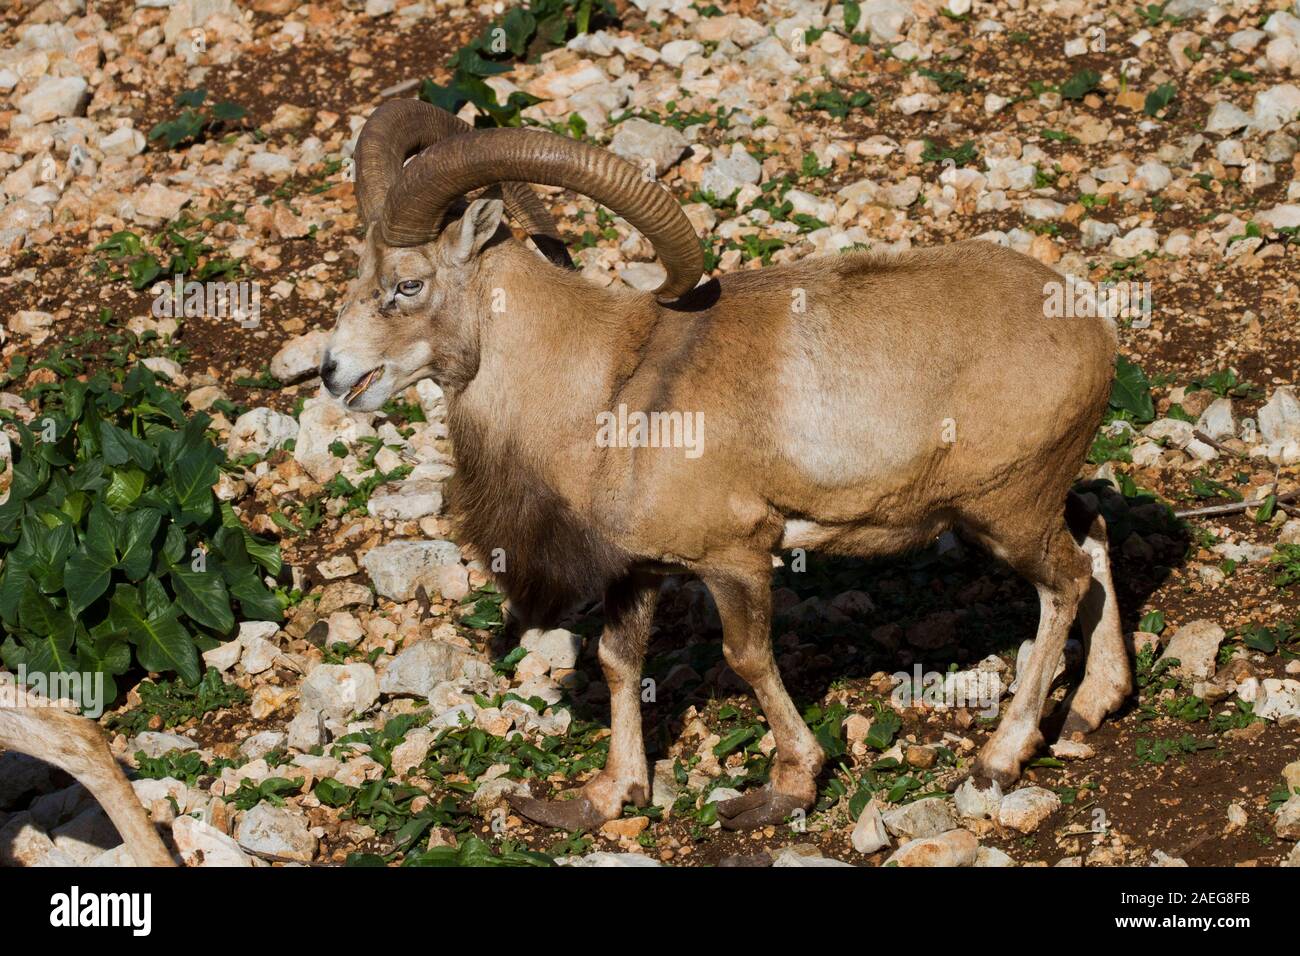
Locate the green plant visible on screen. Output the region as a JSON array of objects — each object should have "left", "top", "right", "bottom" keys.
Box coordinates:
[
  {"left": 1209, "top": 700, "right": 1260, "bottom": 734},
  {"left": 1135, "top": 734, "right": 1213, "bottom": 765},
  {"left": 108, "top": 669, "right": 248, "bottom": 735},
  {"left": 402, "top": 835, "right": 554, "bottom": 867},
  {"left": 92, "top": 217, "right": 243, "bottom": 292},
  {"left": 458, "top": 584, "right": 507, "bottom": 630},
  {"left": 1107, "top": 355, "right": 1155, "bottom": 423},
  {"left": 321, "top": 461, "right": 413, "bottom": 515},
  {"left": 135, "top": 747, "right": 235, "bottom": 785},
  {"left": 1273, "top": 545, "right": 1300, "bottom": 589},
  {"left": 1268, "top": 777, "right": 1298, "bottom": 813},
  {"left": 1188, "top": 473, "right": 1242, "bottom": 502},
  {"left": 227, "top": 775, "right": 304, "bottom": 811},
  {"left": 1060, "top": 69, "right": 1101, "bottom": 100},
  {"left": 1138, "top": 610, "right": 1166, "bottom": 634},
  {"left": 418, "top": 0, "right": 615, "bottom": 128},
  {"left": 1087, "top": 428, "right": 1133, "bottom": 464},
  {"left": 1135, "top": 642, "right": 1179, "bottom": 695},
  {"left": 1235, "top": 620, "right": 1298, "bottom": 656},
  {"left": 731, "top": 234, "right": 786, "bottom": 265},
  {"left": 1144, "top": 83, "right": 1178, "bottom": 117},
  {"left": 610, "top": 103, "right": 738, "bottom": 132},
  {"left": 792, "top": 87, "right": 873, "bottom": 119},
  {"left": 1188, "top": 368, "right": 1260, "bottom": 400},
  {"left": 917, "top": 67, "right": 975, "bottom": 94},
  {"left": 233, "top": 367, "right": 280, "bottom": 390},
  {"left": 921, "top": 139, "right": 979, "bottom": 166},
  {"left": 800, "top": 152, "right": 832, "bottom": 179},
  {"left": 0, "top": 365, "right": 283, "bottom": 702},
  {"left": 1136, "top": 3, "right": 1180, "bottom": 26},
  {"left": 1090, "top": 356, "right": 1154, "bottom": 462},
  {"left": 864, "top": 700, "right": 902, "bottom": 750},
  {"left": 149, "top": 88, "right": 248, "bottom": 150}
]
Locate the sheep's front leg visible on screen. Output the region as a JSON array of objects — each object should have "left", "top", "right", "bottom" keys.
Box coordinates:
[
  {"left": 510, "top": 572, "right": 658, "bottom": 830},
  {"left": 703, "top": 568, "right": 824, "bottom": 830}
]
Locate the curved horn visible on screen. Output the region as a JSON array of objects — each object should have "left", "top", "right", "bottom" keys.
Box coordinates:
[
  {"left": 353, "top": 100, "right": 571, "bottom": 267},
  {"left": 381, "top": 128, "right": 703, "bottom": 302}
]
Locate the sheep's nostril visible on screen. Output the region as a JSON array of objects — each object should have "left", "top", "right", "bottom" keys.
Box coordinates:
[{"left": 319, "top": 351, "right": 341, "bottom": 394}]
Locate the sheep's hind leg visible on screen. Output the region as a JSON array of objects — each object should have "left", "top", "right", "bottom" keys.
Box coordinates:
[
  {"left": 510, "top": 573, "right": 658, "bottom": 830},
  {"left": 1061, "top": 512, "right": 1132, "bottom": 736},
  {"left": 972, "top": 522, "right": 1090, "bottom": 789},
  {"left": 703, "top": 567, "right": 824, "bottom": 831}
]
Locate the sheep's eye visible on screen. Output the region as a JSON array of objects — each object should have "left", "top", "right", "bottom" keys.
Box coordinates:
[{"left": 396, "top": 279, "right": 423, "bottom": 296}]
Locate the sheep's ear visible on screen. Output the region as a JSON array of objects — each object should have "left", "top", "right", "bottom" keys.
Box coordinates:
[{"left": 449, "top": 198, "right": 504, "bottom": 263}]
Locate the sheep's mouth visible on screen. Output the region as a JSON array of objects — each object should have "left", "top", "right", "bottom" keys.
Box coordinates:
[{"left": 345, "top": 365, "right": 385, "bottom": 404}]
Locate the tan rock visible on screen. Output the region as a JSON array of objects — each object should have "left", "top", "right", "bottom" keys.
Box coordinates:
[
  {"left": 885, "top": 828, "right": 979, "bottom": 867},
  {"left": 600, "top": 815, "right": 649, "bottom": 839},
  {"left": 135, "top": 183, "right": 190, "bottom": 221}
]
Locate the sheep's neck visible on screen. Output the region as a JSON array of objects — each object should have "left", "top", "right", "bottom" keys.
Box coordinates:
[
  {"left": 444, "top": 240, "right": 647, "bottom": 621},
  {"left": 462, "top": 239, "right": 657, "bottom": 487}
]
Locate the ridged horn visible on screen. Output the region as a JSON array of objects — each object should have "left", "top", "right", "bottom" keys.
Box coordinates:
[
  {"left": 353, "top": 99, "right": 571, "bottom": 267},
  {"left": 381, "top": 127, "right": 703, "bottom": 302}
]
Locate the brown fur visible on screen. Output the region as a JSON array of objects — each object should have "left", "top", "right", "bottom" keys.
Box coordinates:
[{"left": 445, "top": 421, "right": 633, "bottom": 626}]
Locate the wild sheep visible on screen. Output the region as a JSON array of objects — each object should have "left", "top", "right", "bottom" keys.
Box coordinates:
[{"left": 320, "top": 100, "right": 1130, "bottom": 830}]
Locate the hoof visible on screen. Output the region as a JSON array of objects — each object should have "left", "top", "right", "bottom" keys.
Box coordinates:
[
  {"left": 1060, "top": 681, "right": 1130, "bottom": 737},
  {"left": 1059, "top": 709, "right": 1099, "bottom": 739},
  {"left": 973, "top": 725, "right": 1044, "bottom": 791},
  {"left": 968, "top": 766, "right": 1017, "bottom": 792},
  {"left": 716, "top": 784, "right": 813, "bottom": 831},
  {"left": 507, "top": 792, "right": 615, "bottom": 831},
  {"left": 971, "top": 751, "right": 1029, "bottom": 791}
]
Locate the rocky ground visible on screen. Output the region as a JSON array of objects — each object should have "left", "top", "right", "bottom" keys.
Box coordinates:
[{"left": 2, "top": 0, "right": 1300, "bottom": 868}]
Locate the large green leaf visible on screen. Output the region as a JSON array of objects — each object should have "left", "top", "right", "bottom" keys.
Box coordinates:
[
  {"left": 170, "top": 564, "right": 235, "bottom": 633},
  {"left": 59, "top": 490, "right": 89, "bottom": 524},
  {"left": 0, "top": 635, "right": 28, "bottom": 671},
  {"left": 99, "top": 420, "right": 157, "bottom": 470},
  {"left": 219, "top": 503, "right": 281, "bottom": 575},
  {"left": 169, "top": 444, "right": 220, "bottom": 526},
  {"left": 77, "top": 635, "right": 132, "bottom": 707},
  {"left": 500, "top": 6, "right": 535, "bottom": 56},
  {"left": 18, "top": 585, "right": 76, "bottom": 675},
  {"left": 224, "top": 563, "right": 283, "bottom": 622},
  {"left": 62, "top": 377, "right": 89, "bottom": 423},
  {"left": 105, "top": 467, "right": 147, "bottom": 511},
  {"left": 160, "top": 522, "right": 186, "bottom": 568},
  {"left": 70, "top": 457, "right": 107, "bottom": 494},
  {"left": 27, "top": 514, "right": 75, "bottom": 594},
  {"left": 116, "top": 507, "right": 162, "bottom": 581},
  {"left": 11, "top": 455, "right": 51, "bottom": 506},
  {"left": 1109, "top": 356, "right": 1155, "bottom": 423},
  {"left": 109, "top": 582, "right": 200, "bottom": 685},
  {"left": 66, "top": 504, "right": 118, "bottom": 614},
  {"left": 0, "top": 555, "right": 32, "bottom": 625}
]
